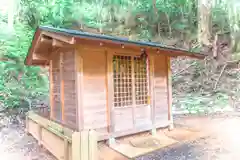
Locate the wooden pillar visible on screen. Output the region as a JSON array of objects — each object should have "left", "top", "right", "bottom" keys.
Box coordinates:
[
  {"left": 149, "top": 55, "right": 156, "bottom": 135},
  {"left": 106, "top": 52, "right": 115, "bottom": 145},
  {"left": 63, "top": 138, "right": 69, "bottom": 160},
  {"left": 60, "top": 52, "right": 65, "bottom": 123},
  {"left": 72, "top": 132, "right": 81, "bottom": 160},
  {"left": 167, "top": 56, "right": 174, "bottom": 130},
  {"left": 75, "top": 50, "right": 84, "bottom": 131},
  {"left": 131, "top": 56, "right": 136, "bottom": 128},
  {"left": 72, "top": 130, "right": 98, "bottom": 160},
  {"left": 49, "top": 60, "right": 54, "bottom": 119},
  {"left": 88, "top": 130, "right": 98, "bottom": 160},
  {"left": 37, "top": 124, "right": 42, "bottom": 146},
  {"left": 105, "top": 51, "right": 110, "bottom": 133}
]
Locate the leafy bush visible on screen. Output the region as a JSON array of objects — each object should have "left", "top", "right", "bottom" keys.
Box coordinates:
[{"left": 0, "top": 22, "right": 48, "bottom": 110}]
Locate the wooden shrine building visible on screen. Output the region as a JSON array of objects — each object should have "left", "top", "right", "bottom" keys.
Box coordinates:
[{"left": 25, "top": 26, "right": 206, "bottom": 141}]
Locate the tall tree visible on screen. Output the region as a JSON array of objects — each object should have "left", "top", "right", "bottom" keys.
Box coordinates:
[{"left": 198, "top": 0, "right": 212, "bottom": 46}]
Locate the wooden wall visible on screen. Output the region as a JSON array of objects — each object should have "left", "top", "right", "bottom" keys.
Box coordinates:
[
  {"left": 77, "top": 48, "right": 170, "bottom": 137},
  {"left": 152, "top": 55, "right": 169, "bottom": 127},
  {"left": 79, "top": 48, "right": 108, "bottom": 132},
  {"left": 49, "top": 45, "right": 170, "bottom": 137},
  {"left": 50, "top": 49, "right": 77, "bottom": 130},
  {"left": 62, "top": 50, "right": 77, "bottom": 129},
  {"left": 51, "top": 53, "right": 61, "bottom": 122}
]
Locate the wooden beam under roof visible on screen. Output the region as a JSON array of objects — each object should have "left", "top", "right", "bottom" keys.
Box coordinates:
[
  {"left": 42, "top": 31, "right": 76, "bottom": 44},
  {"left": 32, "top": 53, "right": 49, "bottom": 61},
  {"left": 40, "top": 35, "right": 52, "bottom": 43},
  {"left": 40, "top": 34, "right": 72, "bottom": 48},
  {"left": 52, "top": 39, "right": 71, "bottom": 47}
]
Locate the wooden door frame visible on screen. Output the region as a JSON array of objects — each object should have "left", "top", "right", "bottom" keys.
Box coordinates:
[
  {"left": 106, "top": 51, "right": 115, "bottom": 134},
  {"left": 106, "top": 52, "right": 153, "bottom": 134}
]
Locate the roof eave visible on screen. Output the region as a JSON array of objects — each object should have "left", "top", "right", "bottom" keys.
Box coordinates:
[
  {"left": 25, "top": 27, "right": 42, "bottom": 66},
  {"left": 39, "top": 26, "right": 207, "bottom": 59},
  {"left": 25, "top": 26, "right": 207, "bottom": 67}
]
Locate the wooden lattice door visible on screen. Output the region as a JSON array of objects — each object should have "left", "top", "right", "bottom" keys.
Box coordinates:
[{"left": 113, "top": 55, "right": 149, "bottom": 108}]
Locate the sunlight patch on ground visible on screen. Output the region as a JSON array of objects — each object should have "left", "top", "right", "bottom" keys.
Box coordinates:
[{"left": 217, "top": 119, "right": 240, "bottom": 151}]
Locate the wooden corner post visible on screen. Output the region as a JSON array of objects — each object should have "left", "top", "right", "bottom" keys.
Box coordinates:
[
  {"left": 167, "top": 56, "right": 174, "bottom": 130},
  {"left": 75, "top": 49, "right": 84, "bottom": 131},
  {"left": 49, "top": 60, "right": 54, "bottom": 119},
  {"left": 149, "top": 55, "right": 156, "bottom": 135},
  {"left": 60, "top": 52, "right": 65, "bottom": 123}
]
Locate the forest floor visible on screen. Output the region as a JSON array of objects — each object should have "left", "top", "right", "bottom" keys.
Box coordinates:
[
  {"left": 1, "top": 111, "right": 240, "bottom": 160},
  {"left": 0, "top": 114, "right": 55, "bottom": 160}
]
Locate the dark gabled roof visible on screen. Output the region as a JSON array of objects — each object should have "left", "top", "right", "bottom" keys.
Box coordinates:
[
  {"left": 39, "top": 26, "right": 206, "bottom": 58},
  {"left": 25, "top": 26, "right": 207, "bottom": 65}
]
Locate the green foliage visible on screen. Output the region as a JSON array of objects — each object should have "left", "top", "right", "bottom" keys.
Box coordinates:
[
  {"left": 19, "top": 0, "right": 75, "bottom": 28},
  {"left": 1, "top": 0, "right": 240, "bottom": 112},
  {"left": 173, "top": 92, "right": 231, "bottom": 114},
  {"left": 0, "top": 22, "right": 48, "bottom": 109}
]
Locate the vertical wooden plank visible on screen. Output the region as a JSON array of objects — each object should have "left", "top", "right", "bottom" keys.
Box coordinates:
[
  {"left": 131, "top": 56, "right": 136, "bottom": 128},
  {"left": 105, "top": 51, "right": 110, "bottom": 133},
  {"left": 74, "top": 51, "right": 79, "bottom": 130},
  {"left": 75, "top": 49, "right": 84, "bottom": 131},
  {"left": 79, "top": 53, "right": 84, "bottom": 130},
  {"left": 88, "top": 130, "right": 98, "bottom": 160},
  {"left": 72, "top": 132, "right": 81, "bottom": 160},
  {"left": 146, "top": 54, "right": 150, "bottom": 105},
  {"left": 63, "top": 138, "right": 69, "bottom": 160},
  {"left": 166, "top": 56, "right": 174, "bottom": 130},
  {"left": 81, "top": 130, "right": 89, "bottom": 160},
  {"left": 72, "top": 130, "right": 98, "bottom": 160},
  {"left": 60, "top": 52, "right": 65, "bottom": 122},
  {"left": 107, "top": 52, "right": 114, "bottom": 133},
  {"left": 49, "top": 60, "right": 54, "bottom": 119},
  {"left": 149, "top": 55, "right": 156, "bottom": 134},
  {"left": 37, "top": 124, "right": 42, "bottom": 146}
]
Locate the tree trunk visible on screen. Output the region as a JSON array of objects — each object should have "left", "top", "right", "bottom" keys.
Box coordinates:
[{"left": 198, "top": 0, "right": 212, "bottom": 47}]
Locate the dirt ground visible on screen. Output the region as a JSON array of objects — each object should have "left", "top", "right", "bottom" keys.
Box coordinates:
[
  {"left": 0, "top": 115, "right": 55, "bottom": 160},
  {"left": 137, "top": 113, "right": 240, "bottom": 160},
  {"left": 1, "top": 112, "right": 240, "bottom": 160}
]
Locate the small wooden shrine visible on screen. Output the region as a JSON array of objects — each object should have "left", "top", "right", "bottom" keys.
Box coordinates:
[{"left": 25, "top": 26, "right": 205, "bottom": 142}]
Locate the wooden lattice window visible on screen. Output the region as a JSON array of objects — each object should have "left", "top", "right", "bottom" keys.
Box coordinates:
[
  {"left": 113, "top": 55, "right": 133, "bottom": 107},
  {"left": 113, "top": 55, "right": 148, "bottom": 108},
  {"left": 134, "top": 57, "right": 148, "bottom": 106}
]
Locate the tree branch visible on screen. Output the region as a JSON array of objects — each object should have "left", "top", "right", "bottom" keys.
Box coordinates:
[
  {"left": 173, "top": 62, "right": 196, "bottom": 77},
  {"left": 214, "top": 63, "right": 227, "bottom": 90}
]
